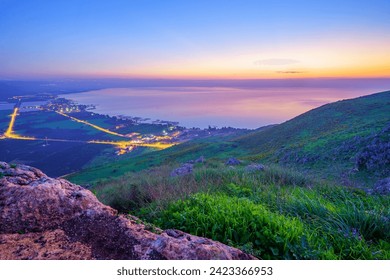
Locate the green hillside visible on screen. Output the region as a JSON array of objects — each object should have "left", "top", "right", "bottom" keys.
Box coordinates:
[
  {"left": 66, "top": 91, "right": 390, "bottom": 260},
  {"left": 67, "top": 134, "right": 250, "bottom": 185},
  {"left": 68, "top": 91, "right": 390, "bottom": 187},
  {"left": 234, "top": 91, "right": 390, "bottom": 186}
]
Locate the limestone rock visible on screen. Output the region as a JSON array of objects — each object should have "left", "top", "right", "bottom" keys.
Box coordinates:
[
  {"left": 0, "top": 230, "right": 92, "bottom": 260},
  {"left": 0, "top": 162, "right": 256, "bottom": 260}
]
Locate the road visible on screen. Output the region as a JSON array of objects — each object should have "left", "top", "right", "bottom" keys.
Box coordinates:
[
  {"left": 56, "top": 111, "right": 129, "bottom": 138},
  {"left": 4, "top": 100, "right": 36, "bottom": 140},
  {"left": 1, "top": 100, "right": 177, "bottom": 153}
]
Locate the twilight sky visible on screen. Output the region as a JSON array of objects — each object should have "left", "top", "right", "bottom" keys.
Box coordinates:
[{"left": 0, "top": 0, "right": 389, "bottom": 79}]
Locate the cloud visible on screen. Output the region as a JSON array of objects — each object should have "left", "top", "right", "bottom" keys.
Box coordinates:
[
  {"left": 276, "top": 70, "right": 305, "bottom": 74},
  {"left": 254, "top": 58, "right": 300, "bottom": 66}
]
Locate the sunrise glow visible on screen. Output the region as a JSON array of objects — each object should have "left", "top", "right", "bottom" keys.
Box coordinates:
[{"left": 1, "top": 0, "right": 389, "bottom": 80}]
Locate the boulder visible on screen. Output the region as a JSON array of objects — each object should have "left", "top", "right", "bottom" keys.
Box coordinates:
[
  {"left": 225, "top": 158, "right": 241, "bottom": 166},
  {"left": 170, "top": 163, "right": 193, "bottom": 177},
  {"left": 245, "top": 163, "right": 265, "bottom": 172},
  {"left": 0, "top": 162, "right": 256, "bottom": 260}
]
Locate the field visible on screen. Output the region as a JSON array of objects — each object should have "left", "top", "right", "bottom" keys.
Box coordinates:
[{"left": 0, "top": 108, "right": 174, "bottom": 177}]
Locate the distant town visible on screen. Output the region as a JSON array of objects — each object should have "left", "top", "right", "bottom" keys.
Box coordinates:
[{"left": 1, "top": 94, "right": 247, "bottom": 156}]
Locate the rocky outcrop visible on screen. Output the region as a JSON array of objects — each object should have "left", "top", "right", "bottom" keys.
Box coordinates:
[
  {"left": 170, "top": 163, "right": 193, "bottom": 177},
  {"left": 0, "top": 162, "right": 256, "bottom": 260}
]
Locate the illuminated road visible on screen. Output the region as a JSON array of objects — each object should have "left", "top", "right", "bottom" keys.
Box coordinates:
[
  {"left": 88, "top": 140, "right": 176, "bottom": 149},
  {"left": 4, "top": 102, "right": 36, "bottom": 140},
  {"left": 1, "top": 100, "right": 178, "bottom": 154},
  {"left": 56, "top": 111, "right": 128, "bottom": 138}
]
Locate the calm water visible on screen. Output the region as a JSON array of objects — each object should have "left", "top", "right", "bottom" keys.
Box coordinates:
[{"left": 60, "top": 86, "right": 388, "bottom": 129}]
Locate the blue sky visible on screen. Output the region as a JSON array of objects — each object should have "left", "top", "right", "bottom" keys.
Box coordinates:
[{"left": 1, "top": 0, "right": 389, "bottom": 79}]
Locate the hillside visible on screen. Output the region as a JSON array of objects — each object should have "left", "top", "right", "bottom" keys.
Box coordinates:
[
  {"left": 67, "top": 130, "right": 252, "bottom": 185},
  {"left": 3, "top": 91, "right": 390, "bottom": 260},
  {"left": 68, "top": 91, "right": 390, "bottom": 188},
  {"left": 234, "top": 91, "right": 390, "bottom": 186}
]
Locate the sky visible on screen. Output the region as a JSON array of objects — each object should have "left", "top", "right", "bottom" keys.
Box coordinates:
[{"left": 0, "top": 0, "right": 390, "bottom": 80}]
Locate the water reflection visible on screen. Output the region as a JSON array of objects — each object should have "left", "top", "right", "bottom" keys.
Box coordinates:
[{"left": 61, "top": 87, "right": 386, "bottom": 129}]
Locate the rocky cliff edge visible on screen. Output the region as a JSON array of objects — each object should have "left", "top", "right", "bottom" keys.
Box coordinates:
[{"left": 0, "top": 162, "right": 256, "bottom": 260}]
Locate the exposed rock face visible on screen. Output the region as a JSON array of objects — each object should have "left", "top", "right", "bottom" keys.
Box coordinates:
[
  {"left": 0, "top": 162, "right": 256, "bottom": 260},
  {"left": 170, "top": 163, "right": 193, "bottom": 177},
  {"left": 0, "top": 230, "right": 92, "bottom": 260}
]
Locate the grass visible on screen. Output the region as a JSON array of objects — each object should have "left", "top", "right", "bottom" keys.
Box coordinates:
[
  {"left": 67, "top": 138, "right": 249, "bottom": 185},
  {"left": 69, "top": 91, "right": 390, "bottom": 188},
  {"left": 90, "top": 162, "right": 390, "bottom": 259},
  {"left": 234, "top": 91, "right": 390, "bottom": 186}
]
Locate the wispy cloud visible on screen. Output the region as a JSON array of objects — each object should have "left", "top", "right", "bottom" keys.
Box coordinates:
[
  {"left": 254, "top": 58, "right": 299, "bottom": 66},
  {"left": 276, "top": 70, "right": 305, "bottom": 74}
]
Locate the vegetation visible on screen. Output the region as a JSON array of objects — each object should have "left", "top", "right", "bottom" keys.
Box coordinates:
[
  {"left": 234, "top": 91, "right": 390, "bottom": 185},
  {"left": 91, "top": 163, "right": 390, "bottom": 259},
  {"left": 70, "top": 91, "right": 390, "bottom": 259},
  {"left": 2, "top": 90, "right": 390, "bottom": 259},
  {"left": 69, "top": 91, "right": 389, "bottom": 188},
  {"left": 67, "top": 138, "right": 248, "bottom": 184}
]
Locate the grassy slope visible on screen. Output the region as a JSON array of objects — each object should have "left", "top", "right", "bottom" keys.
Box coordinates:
[
  {"left": 93, "top": 163, "right": 390, "bottom": 260},
  {"left": 68, "top": 91, "right": 390, "bottom": 259},
  {"left": 68, "top": 91, "right": 390, "bottom": 187},
  {"left": 234, "top": 91, "right": 390, "bottom": 185},
  {"left": 67, "top": 135, "right": 250, "bottom": 185}
]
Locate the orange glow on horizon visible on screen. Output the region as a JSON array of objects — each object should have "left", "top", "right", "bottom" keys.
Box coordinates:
[{"left": 47, "top": 68, "right": 390, "bottom": 80}]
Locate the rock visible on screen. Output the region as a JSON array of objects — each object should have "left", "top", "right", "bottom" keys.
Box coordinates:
[
  {"left": 370, "top": 177, "right": 390, "bottom": 195},
  {"left": 225, "top": 158, "right": 241, "bottom": 166},
  {"left": 0, "top": 162, "right": 256, "bottom": 260},
  {"left": 195, "top": 156, "right": 205, "bottom": 163},
  {"left": 0, "top": 230, "right": 92, "bottom": 260},
  {"left": 170, "top": 163, "right": 193, "bottom": 177},
  {"left": 245, "top": 164, "right": 265, "bottom": 172}
]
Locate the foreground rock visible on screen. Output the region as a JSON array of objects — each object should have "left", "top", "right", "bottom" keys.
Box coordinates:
[{"left": 0, "top": 162, "right": 255, "bottom": 260}]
